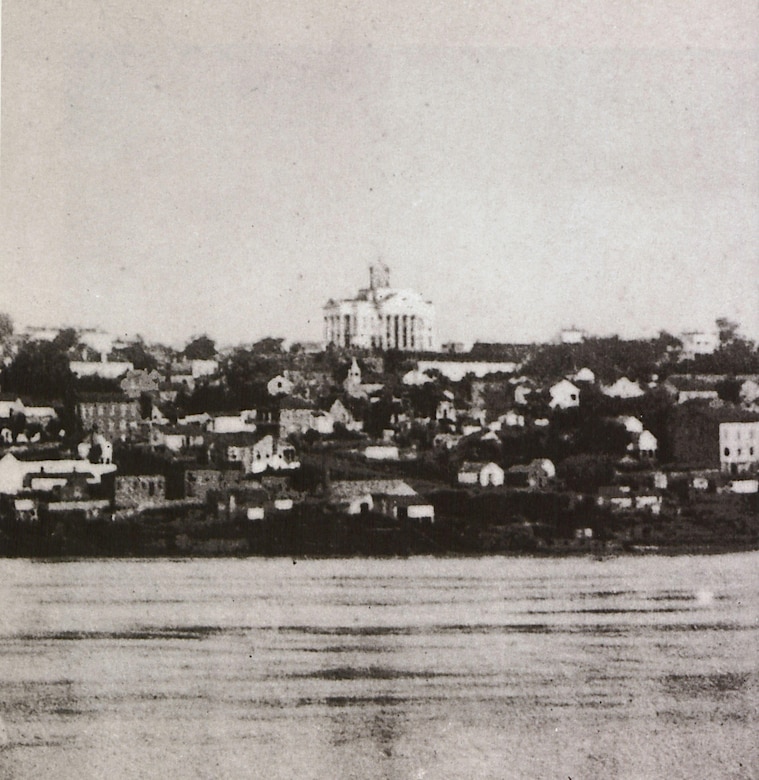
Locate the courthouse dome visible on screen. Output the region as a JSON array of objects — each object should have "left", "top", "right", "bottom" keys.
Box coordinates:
[{"left": 323, "top": 264, "right": 435, "bottom": 351}]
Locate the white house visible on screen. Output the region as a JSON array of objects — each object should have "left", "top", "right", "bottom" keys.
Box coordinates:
[
  {"left": 719, "top": 421, "right": 759, "bottom": 475},
  {"left": 549, "top": 379, "right": 580, "bottom": 410},
  {"left": 725, "top": 479, "right": 758, "bottom": 494},
  {"left": 402, "top": 369, "right": 434, "bottom": 386},
  {"left": 0, "top": 453, "right": 116, "bottom": 495},
  {"left": 602, "top": 377, "right": 645, "bottom": 399},
  {"left": 458, "top": 461, "right": 505, "bottom": 487},
  {"left": 637, "top": 430, "right": 658, "bottom": 460},
  {"left": 208, "top": 412, "right": 257, "bottom": 434},
  {"left": 0, "top": 395, "right": 24, "bottom": 418},
  {"left": 365, "top": 444, "right": 400, "bottom": 461},
  {"left": 267, "top": 374, "right": 294, "bottom": 397},
  {"left": 191, "top": 359, "right": 219, "bottom": 379},
  {"left": 680, "top": 331, "right": 719, "bottom": 360},
  {"left": 573, "top": 367, "right": 596, "bottom": 383},
  {"left": 739, "top": 379, "right": 759, "bottom": 406},
  {"left": 618, "top": 416, "right": 644, "bottom": 434}
]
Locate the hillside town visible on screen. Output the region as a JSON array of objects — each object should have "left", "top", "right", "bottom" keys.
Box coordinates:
[{"left": 0, "top": 267, "right": 757, "bottom": 556}]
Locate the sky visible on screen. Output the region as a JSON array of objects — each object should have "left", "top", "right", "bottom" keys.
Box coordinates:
[{"left": 1, "top": 1, "right": 757, "bottom": 348}]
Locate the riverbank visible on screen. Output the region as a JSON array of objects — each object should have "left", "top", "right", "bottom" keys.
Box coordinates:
[{"left": 1, "top": 493, "right": 756, "bottom": 558}]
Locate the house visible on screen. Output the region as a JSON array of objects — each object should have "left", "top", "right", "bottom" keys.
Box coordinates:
[
  {"left": 14, "top": 498, "right": 38, "bottom": 522},
  {"left": 115, "top": 475, "right": 167, "bottom": 508},
  {"left": 740, "top": 379, "right": 759, "bottom": 406},
  {"left": 436, "top": 398, "right": 458, "bottom": 423},
  {"left": 402, "top": 369, "right": 433, "bottom": 386},
  {"left": 209, "top": 432, "right": 299, "bottom": 474},
  {"left": 433, "top": 432, "right": 461, "bottom": 451},
  {"left": 719, "top": 420, "right": 759, "bottom": 475},
  {"left": 0, "top": 395, "right": 24, "bottom": 418},
  {"left": 150, "top": 424, "right": 205, "bottom": 452},
  {"left": 457, "top": 461, "right": 505, "bottom": 487},
  {"left": 573, "top": 367, "right": 595, "bottom": 383},
  {"left": 120, "top": 369, "right": 162, "bottom": 399},
  {"left": 560, "top": 327, "right": 586, "bottom": 344},
  {"left": 0, "top": 452, "right": 116, "bottom": 496},
  {"left": 680, "top": 331, "right": 719, "bottom": 360},
  {"left": 597, "top": 485, "right": 662, "bottom": 514},
  {"left": 618, "top": 416, "right": 644, "bottom": 434},
  {"left": 678, "top": 390, "right": 719, "bottom": 404},
  {"left": 505, "top": 459, "right": 555, "bottom": 489},
  {"left": 329, "top": 399, "right": 363, "bottom": 432},
  {"left": 191, "top": 359, "right": 219, "bottom": 379},
  {"left": 70, "top": 360, "right": 134, "bottom": 379},
  {"left": 329, "top": 479, "right": 418, "bottom": 515},
  {"left": 184, "top": 467, "right": 245, "bottom": 502},
  {"left": 724, "top": 479, "right": 758, "bottom": 494},
  {"left": 365, "top": 444, "right": 400, "bottom": 461},
  {"left": 375, "top": 494, "right": 435, "bottom": 522},
  {"left": 602, "top": 377, "right": 645, "bottom": 399},
  {"left": 499, "top": 411, "right": 525, "bottom": 428},
  {"left": 77, "top": 393, "right": 141, "bottom": 440},
  {"left": 267, "top": 374, "right": 294, "bottom": 397},
  {"left": 279, "top": 396, "right": 318, "bottom": 435},
  {"left": 549, "top": 379, "right": 580, "bottom": 410},
  {"left": 21, "top": 403, "right": 58, "bottom": 424},
  {"left": 207, "top": 411, "right": 257, "bottom": 434},
  {"left": 637, "top": 430, "right": 658, "bottom": 460},
  {"left": 529, "top": 458, "right": 556, "bottom": 488}
]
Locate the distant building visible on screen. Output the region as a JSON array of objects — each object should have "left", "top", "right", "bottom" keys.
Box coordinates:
[
  {"left": 601, "top": 377, "right": 645, "bottom": 399},
  {"left": 719, "top": 421, "right": 759, "bottom": 475},
  {"left": 416, "top": 359, "right": 518, "bottom": 381},
  {"left": 560, "top": 328, "right": 586, "bottom": 344},
  {"left": 549, "top": 379, "right": 581, "bottom": 409},
  {"left": 77, "top": 394, "right": 141, "bottom": 440},
  {"left": 70, "top": 360, "right": 134, "bottom": 379},
  {"left": 680, "top": 331, "right": 719, "bottom": 360},
  {"left": 115, "top": 475, "right": 167, "bottom": 509},
  {"left": 457, "top": 461, "right": 505, "bottom": 487},
  {"left": 323, "top": 263, "right": 435, "bottom": 351}
]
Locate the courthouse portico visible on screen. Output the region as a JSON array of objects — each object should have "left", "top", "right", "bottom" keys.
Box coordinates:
[{"left": 323, "top": 264, "right": 435, "bottom": 351}]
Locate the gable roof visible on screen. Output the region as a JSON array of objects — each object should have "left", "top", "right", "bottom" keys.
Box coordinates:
[{"left": 330, "top": 479, "right": 417, "bottom": 500}]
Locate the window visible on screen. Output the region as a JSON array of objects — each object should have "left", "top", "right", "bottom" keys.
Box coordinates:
[{"left": 724, "top": 448, "right": 730, "bottom": 457}]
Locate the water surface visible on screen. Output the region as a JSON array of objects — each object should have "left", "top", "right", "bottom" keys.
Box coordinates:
[{"left": 0, "top": 554, "right": 757, "bottom": 779}]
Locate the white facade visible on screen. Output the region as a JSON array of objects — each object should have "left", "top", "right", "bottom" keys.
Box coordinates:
[
  {"left": 680, "top": 331, "right": 719, "bottom": 360},
  {"left": 602, "top": 377, "right": 645, "bottom": 399},
  {"left": 70, "top": 360, "right": 134, "bottom": 379},
  {"left": 549, "top": 379, "right": 581, "bottom": 409},
  {"left": 323, "top": 264, "right": 435, "bottom": 351},
  {"left": 458, "top": 461, "right": 505, "bottom": 487},
  {"left": 719, "top": 421, "right": 759, "bottom": 474}
]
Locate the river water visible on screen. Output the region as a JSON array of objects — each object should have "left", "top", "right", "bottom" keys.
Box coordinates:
[{"left": 0, "top": 553, "right": 756, "bottom": 779}]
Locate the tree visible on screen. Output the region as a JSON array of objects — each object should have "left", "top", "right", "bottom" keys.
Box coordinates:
[
  {"left": 716, "top": 317, "right": 740, "bottom": 346},
  {"left": 0, "top": 313, "right": 14, "bottom": 344},
  {"left": 558, "top": 455, "right": 614, "bottom": 493},
  {"left": 1, "top": 340, "right": 75, "bottom": 400},
  {"left": 113, "top": 339, "right": 158, "bottom": 371},
  {"left": 716, "top": 377, "right": 742, "bottom": 405},
  {"left": 52, "top": 327, "right": 79, "bottom": 353},
  {"left": 183, "top": 335, "right": 217, "bottom": 361},
  {"left": 251, "top": 337, "right": 285, "bottom": 355}
]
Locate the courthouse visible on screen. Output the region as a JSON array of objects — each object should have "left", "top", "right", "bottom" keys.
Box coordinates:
[{"left": 323, "top": 264, "right": 435, "bottom": 351}]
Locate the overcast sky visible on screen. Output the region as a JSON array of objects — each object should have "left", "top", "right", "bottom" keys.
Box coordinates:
[{"left": 2, "top": 1, "right": 757, "bottom": 347}]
